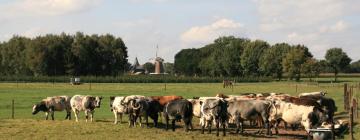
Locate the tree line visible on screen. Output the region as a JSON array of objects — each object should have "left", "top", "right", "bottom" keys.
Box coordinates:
[
  {"left": 0, "top": 32, "right": 128, "bottom": 76},
  {"left": 174, "top": 36, "right": 358, "bottom": 81}
]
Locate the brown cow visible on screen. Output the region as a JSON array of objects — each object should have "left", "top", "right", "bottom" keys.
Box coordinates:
[
  {"left": 150, "top": 95, "right": 183, "bottom": 108},
  {"left": 223, "top": 80, "right": 233, "bottom": 88}
]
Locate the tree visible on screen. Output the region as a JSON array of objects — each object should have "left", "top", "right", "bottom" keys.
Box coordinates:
[
  {"left": 282, "top": 45, "right": 312, "bottom": 81},
  {"left": 259, "top": 43, "right": 291, "bottom": 80},
  {"left": 1, "top": 36, "right": 31, "bottom": 75},
  {"left": 164, "top": 62, "right": 174, "bottom": 75},
  {"left": 301, "top": 58, "right": 320, "bottom": 81},
  {"left": 143, "top": 62, "right": 155, "bottom": 74},
  {"left": 174, "top": 48, "right": 201, "bottom": 76},
  {"left": 241, "top": 40, "right": 269, "bottom": 76},
  {"left": 349, "top": 60, "right": 360, "bottom": 73},
  {"left": 325, "top": 48, "right": 351, "bottom": 82}
]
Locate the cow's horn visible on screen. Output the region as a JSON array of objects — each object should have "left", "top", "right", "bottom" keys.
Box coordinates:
[{"left": 131, "top": 100, "right": 141, "bottom": 110}]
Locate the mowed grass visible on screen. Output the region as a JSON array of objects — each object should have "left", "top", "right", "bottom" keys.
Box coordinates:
[{"left": 0, "top": 79, "right": 359, "bottom": 139}]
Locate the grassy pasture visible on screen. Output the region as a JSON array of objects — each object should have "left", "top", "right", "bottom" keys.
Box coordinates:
[{"left": 0, "top": 79, "right": 359, "bottom": 139}]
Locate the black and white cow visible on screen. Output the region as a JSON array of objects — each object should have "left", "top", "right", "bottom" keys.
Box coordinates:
[
  {"left": 70, "top": 95, "right": 103, "bottom": 122},
  {"left": 32, "top": 96, "right": 71, "bottom": 120},
  {"left": 163, "top": 99, "right": 193, "bottom": 132},
  {"left": 200, "top": 98, "right": 228, "bottom": 136},
  {"left": 110, "top": 96, "right": 125, "bottom": 124},
  {"left": 127, "top": 98, "right": 161, "bottom": 127},
  {"left": 268, "top": 100, "right": 328, "bottom": 137}
]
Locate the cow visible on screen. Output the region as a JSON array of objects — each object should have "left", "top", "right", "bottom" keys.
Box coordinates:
[
  {"left": 223, "top": 80, "right": 233, "bottom": 88},
  {"left": 150, "top": 95, "right": 183, "bottom": 108},
  {"left": 120, "top": 95, "right": 146, "bottom": 109},
  {"left": 188, "top": 97, "right": 222, "bottom": 129},
  {"left": 299, "top": 91, "right": 327, "bottom": 97},
  {"left": 127, "top": 98, "right": 149, "bottom": 127},
  {"left": 32, "top": 96, "right": 71, "bottom": 120},
  {"left": 150, "top": 95, "right": 183, "bottom": 122},
  {"left": 163, "top": 99, "right": 193, "bottom": 132},
  {"left": 226, "top": 99, "right": 272, "bottom": 135},
  {"left": 200, "top": 98, "right": 228, "bottom": 136},
  {"left": 187, "top": 99, "right": 202, "bottom": 118},
  {"left": 110, "top": 96, "right": 125, "bottom": 124},
  {"left": 70, "top": 95, "right": 103, "bottom": 122},
  {"left": 300, "top": 96, "right": 337, "bottom": 123},
  {"left": 127, "top": 98, "right": 161, "bottom": 128},
  {"left": 268, "top": 100, "right": 327, "bottom": 136}
]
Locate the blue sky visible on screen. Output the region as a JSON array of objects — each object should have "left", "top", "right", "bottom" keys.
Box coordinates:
[{"left": 0, "top": 0, "right": 359, "bottom": 63}]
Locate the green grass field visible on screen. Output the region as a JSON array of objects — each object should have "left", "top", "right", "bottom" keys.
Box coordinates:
[{"left": 0, "top": 78, "right": 359, "bottom": 139}]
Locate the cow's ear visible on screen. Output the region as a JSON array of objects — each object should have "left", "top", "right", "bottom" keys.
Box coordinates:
[
  {"left": 110, "top": 96, "right": 115, "bottom": 100},
  {"left": 100, "top": 96, "right": 103, "bottom": 99},
  {"left": 199, "top": 101, "right": 203, "bottom": 105}
]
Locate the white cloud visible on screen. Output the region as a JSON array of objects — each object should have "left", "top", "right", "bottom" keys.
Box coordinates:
[
  {"left": 254, "top": 0, "right": 345, "bottom": 32},
  {"left": 320, "top": 20, "right": 348, "bottom": 33},
  {"left": 181, "top": 18, "right": 244, "bottom": 43},
  {"left": 252, "top": 0, "right": 360, "bottom": 60},
  {"left": 0, "top": 0, "right": 102, "bottom": 19}
]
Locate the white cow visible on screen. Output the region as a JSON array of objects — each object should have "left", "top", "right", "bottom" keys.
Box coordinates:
[
  {"left": 70, "top": 95, "right": 103, "bottom": 122},
  {"left": 269, "top": 100, "right": 327, "bottom": 134},
  {"left": 110, "top": 96, "right": 125, "bottom": 124}
]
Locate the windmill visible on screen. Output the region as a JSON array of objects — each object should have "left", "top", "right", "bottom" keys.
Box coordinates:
[{"left": 149, "top": 45, "right": 166, "bottom": 75}]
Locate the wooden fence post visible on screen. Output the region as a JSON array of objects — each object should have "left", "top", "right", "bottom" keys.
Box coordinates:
[
  {"left": 295, "top": 84, "right": 298, "bottom": 94},
  {"left": 164, "top": 83, "right": 167, "bottom": 91},
  {"left": 344, "top": 84, "right": 348, "bottom": 110},
  {"left": 353, "top": 99, "right": 358, "bottom": 119},
  {"left": 12, "top": 99, "right": 14, "bottom": 119},
  {"left": 350, "top": 106, "right": 354, "bottom": 140},
  {"left": 89, "top": 81, "right": 92, "bottom": 91}
]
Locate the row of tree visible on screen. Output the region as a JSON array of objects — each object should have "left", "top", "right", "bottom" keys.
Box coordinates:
[
  {"left": 0, "top": 32, "right": 128, "bottom": 76},
  {"left": 174, "top": 36, "right": 357, "bottom": 81}
]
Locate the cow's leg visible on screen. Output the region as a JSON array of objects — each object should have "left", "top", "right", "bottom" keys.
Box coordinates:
[
  {"left": 240, "top": 120, "right": 244, "bottom": 134},
  {"left": 139, "top": 116, "right": 143, "bottom": 127},
  {"left": 207, "top": 120, "right": 212, "bottom": 134},
  {"left": 165, "top": 115, "right": 169, "bottom": 131},
  {"left": 222, "top": 119, "right": 226, "bottom": 136},
  {"left": 153, "top": 113, "right": 158, "bottom": 127},
  {"left": 73, "top": 109, "right": 79, "bottom": 122},
  {"left": 65, "top": 110, "right": 71, "bottom": 120},
  {"left": 128, "top": 114, "right": 132, "bottom": 127},
  {"left": 45, "top": 112, "right": 49, "bottom": 120},
  {"left": 119, "top": 113, "right": 123, "bottom": 123},
  {"left": 275, "top": 119, "right": 281, "bottom": 135},
  {"left": 183, "top": 117, "right": 190, "bottom": 132},
  {"left": 84, "top": 110, "right": 89, "bottom": 122},
  {"left": 50, "top": 111, "right": 54, "bottom": 120},
  {"left": 90, "top": 110, "right": 94, "bottom": 122},
  {"left": 171, "top": 120, "right": 176, "bottom": 131},
  {"left": 265, "top": 119, "right": 271, "bottom": 136},
  {"left": 216, "top": 119, "right": 220, "bottom": 136},
  {"left": 113, "top": 111, "right": 118, "bottom": 124},
  {"left": 236, "top": 117, "right": 240, "bottom": 134},
  {"left": 145, "top": 114, "right": 149, "bottom": 128}
]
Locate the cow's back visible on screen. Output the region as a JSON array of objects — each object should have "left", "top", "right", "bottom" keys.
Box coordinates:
[{"left": 70, "top": 95, "right": 86, "bottom": 111}]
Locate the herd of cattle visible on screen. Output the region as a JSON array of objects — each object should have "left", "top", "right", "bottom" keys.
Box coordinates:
[{"left": 32, "top": 91, "right": 338, "bottom": 137}]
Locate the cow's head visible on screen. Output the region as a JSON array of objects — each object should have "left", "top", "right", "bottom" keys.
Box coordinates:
[
  {"left": 95, "top": 96, "right": 103, "bottom": 108},
  {"left": 32, "top": 102, "right": 47, "bottom": 115}
]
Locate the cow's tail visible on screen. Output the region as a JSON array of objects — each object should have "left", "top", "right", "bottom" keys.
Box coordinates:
[{"left": 186, "top": 101, "right": 193, "bottom": 118}]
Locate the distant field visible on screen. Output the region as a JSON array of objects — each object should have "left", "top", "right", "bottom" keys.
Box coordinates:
[{"left": 0, "top": 79, "right": 359, "bottom": 139}]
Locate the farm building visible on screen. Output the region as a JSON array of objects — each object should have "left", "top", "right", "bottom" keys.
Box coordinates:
[{"left": 129, "top": 57, "right": 145, "bottom": 75}]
